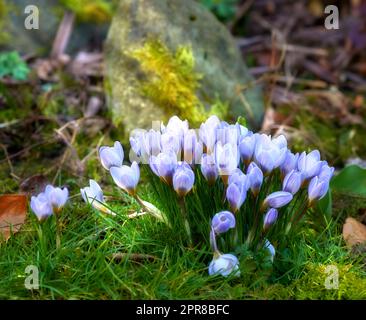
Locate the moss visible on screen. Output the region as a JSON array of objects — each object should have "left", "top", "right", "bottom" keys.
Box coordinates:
[
  {"left": 287, "top": 263, "right": 366, "bottom": 299},
  {"left": 278, "top": 103, "right": 366, "bottom": 166},
  {"left": 0, "top": 0, "right": 9, "bottom": 44},
  {"left": 60, "top": 0, "right": 114, "bottom": 23},
  {"left": 129, "top": 39, "right": 229, "bottom": 126}
]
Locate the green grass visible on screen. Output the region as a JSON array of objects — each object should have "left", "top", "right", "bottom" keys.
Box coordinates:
[{"left": 1, "top": 177, "right": 366, "bottom": 300}]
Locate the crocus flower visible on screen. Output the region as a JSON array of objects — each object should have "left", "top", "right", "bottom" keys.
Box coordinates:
[
  {"left": 199, "top": 115, "right": 220, "bottom": 154},
  {"left": 246, "top": 162, "right": 263, "bottom": 196},
  {"left": 238, "top": 133, "right": 256, "bottom": 164},
  {"left": 30, "top": 193, "right": 53, "bottom": 222},
  {"left": 162, "top": 116, "right": 189, "bottom": 144},
  {"left": 150, "top": 151, "right": 178, "bottom": 185},
  {"left": 308, "top": 176, "right": 329, "bottom": 204},
  {"left": 263, "top": 191, "right": 293, "bottom": 209},
  {"left": 200, "top": 153, "right": 218, "bottom": 185},
  {"left": 211, "top": 211, "right": 236, "bottom": 234},
  {"left": 99, "top": 141, "right": 124, "bottom": 170},
  {"left": 282, "top": 170, "right": 302, "bottom": 195},
  {"left": 208, "top": 253, "right": 240, "bottom": 277},
  {"left": 214, "top": 142, "right": 239, "bottom": 182},
  {"left": 216, "top": 123, "right": 244, "bottom": 147},
  {"left": 254, "top": 134, "right": 287, "bottom": 174},
  {"left": 183, "top": 129, "right": 202, "bottom": 165},
  {"left": 318, "top": 162, "right": 334, "bottom": 183},
  {"left": 172, "top": 162, "right": 195, "bottom": 197},
  {"left": 110, "top": 162, "right": 140, "bottom": 195},
  {"left": 226, "top": 170, "right": 249, "bottom": 212},
  {"left": 80, "top": 180, "right": 115, "bottom": 215},
  {"left": 297, "top": 150, "right": 323, "bottom": 180},
  {"left": 264, "top": 239, "right": 276, "bottom": 262},
  {"left": 139, "top": 130, "right": 161, "bottom": 161},
  {"left": 161, "top": 132, "right": 181, "bottom": 155},
  {"left": 280, "top": 150, "right": 299, "bottom": 176},
  {"left": 45, "top": 185, "right": 69, "bottom": 213},
  {"left": 263, "top": 208, "right": 278, "bottom": 231}
]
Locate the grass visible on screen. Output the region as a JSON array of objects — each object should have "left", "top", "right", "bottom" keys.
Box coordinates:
[{"left": 1, "top": 173, "right": 366, "bottom": 300}]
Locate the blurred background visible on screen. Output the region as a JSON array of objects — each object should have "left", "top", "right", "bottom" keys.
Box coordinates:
[{"left": 0, "top": 0, "right": 365, "bottom": 195}]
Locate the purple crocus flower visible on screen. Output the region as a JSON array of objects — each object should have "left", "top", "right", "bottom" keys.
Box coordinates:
[
  {"left": 110, "top": 162, "right": 140, "bottom": 195},
  {"left": 208, "top": 253, "right": 240, "bottom": 277},
  {"left": 263, "top": 191, "right": 293, "bottom": 209},
  {"left": 308, "top": 176, "right": 329, "bottom": 203},
  {"left": 214, "top": 142, "right": 239, "bottom": 183},
  {"left": 162, "top": 116, "right": 189, "bottom": 145},
  {"left": 226, "top": 169, "right": 249, "bottom": 212},
  {"left": 172, "top": 162, "right": 195, "bottom": 197},
  {"left": 263, "top": 208, "right": 278, "bottom": 231},
  {"left": 246, "top": 162, "right": 263, "bottom": 196},
  {"left": 297, "top": 150, "right": 323, "bottom": 180},
  {"left": 80, "top": 180, "right": 114, "bottom": 215},
  {"left": 99, "top": 141, "right": 124, "bottom": 170},
  {"left": 264, "top": 239, "right": 276, "bottom": 262},
  {"left": 149, "top": 151, "right": 178, "bottom": 185},
  {"left": 280, "top": 150, "right": 299, "bottom": 176},
  {"left": 129, "top": 129, "right": 161, "bottom": 163},
  {"left": 216, "top": 123, "right": 245, "bottom": 146},
  {"left": 199, "top": 115, "right": 220, "bottom": 154},
  {"left": 183, "top": 129, "right": 202, "bottom": 166},
  {"left": 211, "top": 211, "right": 236, "bottom": 234},
  {"left": 161, "top": 131, "right": 181, "bottom": 155},
  {"left": 239, "top": 133, "right": 256, "bottom": 164},
  {"left": 44, "top": 185, "right": 69, "bottom": 213},
  {"left": 30, "top": 192, "right": 53, "bottom": 222},
  {"left": 200, "top": 154, "right": 218, "bottom": 185},
  {"left": 254, "top": 134, "right": 287, "bottom": 174},
  {"left": 318, "top": 162, "right": 334, "bottom": 183},
  {"left": 282, "top": 170, "right": 302, "bottom": 194}
]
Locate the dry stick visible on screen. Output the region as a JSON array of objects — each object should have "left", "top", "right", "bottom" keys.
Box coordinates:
[
  {"left": 229, "top": 0, "right": 254, "bottom": 31},
  {"left": 51, "top": 10, "right": 75, "bottom": 59},
  {"left": 52, "top": 119, "right": 82, "bottom": 184}
]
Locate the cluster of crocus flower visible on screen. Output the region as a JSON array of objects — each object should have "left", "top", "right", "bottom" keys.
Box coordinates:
[
  {"left": 98, "top": 115, "right": 333, "bottom": 277},
  {"left": 30, "top": 185, "right": 69, "bottom": 221}
]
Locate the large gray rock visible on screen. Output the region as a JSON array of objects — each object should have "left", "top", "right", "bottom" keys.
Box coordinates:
[{"left": 105, "top": 0, "right": 264, "bottom": 134}]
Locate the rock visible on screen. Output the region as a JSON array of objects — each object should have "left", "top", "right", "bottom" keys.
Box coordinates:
[
  {"left": 0, "top": 0, "right": 109, "bottom": 56},
  {"left": 105, "top": 0, "right": 264, "bottom": 135},
  {"left": 343, "top": 217, "right": 366, "bottom": 248}
]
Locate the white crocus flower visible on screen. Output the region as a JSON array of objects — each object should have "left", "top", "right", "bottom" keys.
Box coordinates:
[
  {"left": 80, "top": 180, "right": 115, "bottom": 216},
  {"left": 99, "top": 141, "right": 124, "bottom": 170}
]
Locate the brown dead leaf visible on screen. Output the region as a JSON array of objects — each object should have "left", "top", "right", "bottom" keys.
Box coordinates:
[
  {"left": 343, "top": 217, "right": 366, "bottom": 248},
  {"left": 0, "top": 195, "right": 27, "bottom": 241}
]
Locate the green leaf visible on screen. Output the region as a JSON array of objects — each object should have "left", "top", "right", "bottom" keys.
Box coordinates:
[
  {"left": 330, "top": 165, "right": 366, "bottom": 196},
  {"left": 317, "top": 188, "right": 332, "bottom": 220},
  {"left": 237, "top": 116, "right": 247, "bottom": 127},
  {"left": 0, "top": 51, "right": 30, "bottom": 81}
]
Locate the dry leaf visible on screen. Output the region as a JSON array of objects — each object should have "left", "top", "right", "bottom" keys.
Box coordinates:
[
  {"left": 0, "top": 195, "right": 27, "bottom": 241},
  {"left": 343, "top": 217, "right": 366, "bottom": 248}
]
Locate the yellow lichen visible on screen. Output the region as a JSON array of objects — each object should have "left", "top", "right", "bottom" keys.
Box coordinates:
[{"left": 129, "top": 39, "right": 211, "bottom": 126}]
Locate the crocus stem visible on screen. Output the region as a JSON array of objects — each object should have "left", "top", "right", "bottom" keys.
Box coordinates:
[
  {"left": 210, "top": 227, "right": 218, "bottom": 252},
  {"left": 178, "top": 197, "right": 192, "bottom": 246},
  {"left": 54, "top": 213, "right": 61, "bottom": 249},
  {"left": 292, "top": 202, "right": 311, "bottom": 227}
]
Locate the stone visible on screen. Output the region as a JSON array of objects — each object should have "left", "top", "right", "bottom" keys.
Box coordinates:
[
  {"left": 343, "top": 217, "right": 366, "bottom": 248},
  {"left": 105, "top": 0, "right": 264, "bottom": 135},
  {"left": 0, "top": 0, "right": 109, "bottom": 56}
]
